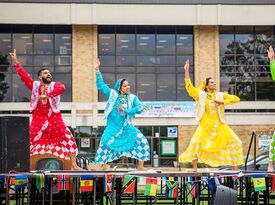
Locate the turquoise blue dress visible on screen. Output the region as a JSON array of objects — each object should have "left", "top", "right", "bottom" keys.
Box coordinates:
[{"left": 94, "top": 72, "right": 150, "bottom": 164}]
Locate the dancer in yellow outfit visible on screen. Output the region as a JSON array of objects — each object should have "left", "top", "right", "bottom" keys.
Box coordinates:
[{"left": 179, "top": 60, "right": 244, "bottom": 171}]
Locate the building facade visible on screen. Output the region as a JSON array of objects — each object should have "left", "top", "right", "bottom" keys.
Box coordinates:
[{"left": 1, "top": 0, "right": 275, "bottom": 166}]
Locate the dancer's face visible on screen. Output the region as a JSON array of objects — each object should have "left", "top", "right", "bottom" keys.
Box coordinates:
[
  {"left": 120, "top": 81, "right": 130, "bottom": 94},
  {"left": 206, "top": 78, "right": 216, "bottom": 92},
  {"left": 39, "top": 69, "right": 52, "bottom": 84}
]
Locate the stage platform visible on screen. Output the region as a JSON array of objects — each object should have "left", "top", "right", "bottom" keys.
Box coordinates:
[{"left": 0, "top": 169, "right": 274, "bottom": 205}]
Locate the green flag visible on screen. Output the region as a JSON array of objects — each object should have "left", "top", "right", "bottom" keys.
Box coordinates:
[{"left": 36, "top": 174, "right": 45, "bottom": 189}]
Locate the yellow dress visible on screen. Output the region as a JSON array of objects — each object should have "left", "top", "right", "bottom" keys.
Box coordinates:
[{"left": 179, "top": 79, "right": 244, "bottom": 167}]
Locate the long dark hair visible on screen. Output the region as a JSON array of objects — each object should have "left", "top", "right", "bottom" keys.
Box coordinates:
[
  {"left": 119, "top": 79, "right": 126, "bottom": 93},
  {"left": 205, "top": 77, "right": 213, "bottom": 91}
]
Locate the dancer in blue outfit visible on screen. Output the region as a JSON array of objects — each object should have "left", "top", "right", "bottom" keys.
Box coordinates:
[{"left": 94, "top": 59, "right": 150, "bottom": 170}]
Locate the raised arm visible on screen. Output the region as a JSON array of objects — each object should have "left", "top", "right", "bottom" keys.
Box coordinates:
[
  {"left": 184, "top": 60, "right": 200, "bottom": 100},
  {"left": 95, "top": 59, "right": 111, "bottom": 98},
  {"left": 267, "top": 46, "right": 275, "bottom": 81},
  {"left": 123, "top": 96, "right": 144, "bottom": 116},
  {"left": 10, "top": 49, "right": 34, "bottom": 90}
]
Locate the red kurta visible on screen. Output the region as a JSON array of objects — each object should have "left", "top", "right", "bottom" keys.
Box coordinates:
[{"left": 14, "top": 64, "right": 78, "bottom": 160}]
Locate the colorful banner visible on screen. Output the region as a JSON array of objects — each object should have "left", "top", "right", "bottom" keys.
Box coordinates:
[
  {"left": 144, "top": 178, "right": 158, "bottom": 196},
  {"left": 104, "top": 174, "right": 113, "bottom": 193},
  {"left": 57, "top": 175, "right": 70, "bottom": 191},
  {"left": 123, "top": 175, "right": 136, "bottom": 194},
  {"left": 252, "top": 175, "right": 266, "bottom": 192},
  {"left": 14, "top": 175, "right": 28, "bottom": 190},
  {"left": 80, "top": 175, "right": 93, "bottom": 192},
  {"left": 35, "top": 174, "right": 45, "bottom": 190},
  {"left": 165, "top": 180, "right": 178, "bottom": 198},
  {"left": 138, "top": 101, "right": 196, "bottom": 118}
]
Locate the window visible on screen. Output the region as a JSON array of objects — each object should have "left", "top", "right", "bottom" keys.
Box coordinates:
[
  {"left": 220, "top": 26, "right": 275, "bottom": 101},
  {"left": 98, "top": 26, "right": 194, "bottom": 101},
  {"left": 0, "top": 25, "right": 72, "bottom": 102}
]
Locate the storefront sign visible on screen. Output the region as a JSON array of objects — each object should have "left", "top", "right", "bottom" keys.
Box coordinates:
[{"left": 138, "top": 101, "right": 196, "bottom": 118}]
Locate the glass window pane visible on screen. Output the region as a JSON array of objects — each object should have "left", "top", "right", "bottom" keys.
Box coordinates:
[
  {"left": 12, "top": 74, "right": 32, "bottom": 102},
  {"left": 255, "top": 26, "right": 273, "bottom": 54},
  {"left": 177, "top": 35, "right": 193, "bottom": 55},
  {"left": 220, "top": 55, "right": 235, "bottom": 66},
  {"left": 176, "top": 56, "right": 193, "bottom": 66},
  {"left": 254, "top": 55, "right": 269, "bottom": 66},
  {"left": 236, "top": 65, "right": 254, "bottom": 73},
  {"left": 220, "top": 34, "right": 234, "bottom": 55},
  {"left": 0, "top": 72, "right": 11, "bottom": 102},
  {"left": 16, "top": 55, "right": 33, "bottom": 66},
  {"left": 0, "top": 53, "right": 11, "bottom": 71},
  {"left": 235, "top": 26, "right": 254, "bottom": 55},
  {"left": 137, "top": 74, "right": 156, "bottom": 101},
  {"left": 156, "top": 56, "right": 175, "bottom": 65},
  {"left": 54, "top": 73, "right": 72, "bottom": 102},
  {"left": 157, "top": 74, "right": 176, "bottom": 101},
  {"left": 221, "top": 66, "right": 235, "bottom": 73},
  {"left": 117, "top": 73, "right": 136, "bottom": 94},
  {"left": 34, "top": 34, "right": 54, "bottom": 55},
  {"left": 236, "top": 55, "right": 254, "bottom": 66},
  {"left": 100, "top": 66, "right": 115, "bottom": 73},
  {"left": 136, "top": 67, "right": 155, "bottom": 73},
  {"left": 55, "top": 66, "right": 72, "bottom": 73},
  {"left": 13, "top": 34, "right": 33, "bottom": 55},
  {"left": 117, "top": 67, "right": 135, "bottom": 73},
  {"left": 157, "top": 35, "right": 175, "bottom": 55},
  {"left": 0, "top": 34, "right": 11, "bottom": 54},
  {"left": 116, "top": 56, "right": 135, "bottom": 66},
  {"left": 99, "top": 34, "right": 115, "bottom": 55},
  {"left": 136, "top": 126, "right": 153, "bottom": 136},
  {"left": 255, "top": 73, "right": 275, "bottom": 101},
  {"left": 0, "top": 65, "right": 11, "bottom": 73},
  {"left": 79, "top": 126, "right": 92, "bottom": 137},
  {"left": 177, "top": 73, "right": 193, "bottom": 101},
  {"left": 116, "top": 34, "right": 135, "bottom": 54},
  {"left": 137, "top": 56, "right": 155, "bottom": 66},
  {"left": 55, "top": 34, "right": 72, "bottom": 55},
  {"left": 137, "top": 34, "right": 155, "bottom": 54},
  {"left": 236, "top": 72, "right": 255, "bottom": 101},
  {"left": 220, "top": 72, "right": 236, "bottom": 94},
  {"left": 34, "top": 55, "right": 54, "bottom": 66},
  {"left": 55, "top": 55, "right": 71, "bottom": 66},
  {"left": 156, "top": 67, "right": 175, "bottom": 73},
  {"left": 99, "top": 55, "right": 115, "bottom": 66}
]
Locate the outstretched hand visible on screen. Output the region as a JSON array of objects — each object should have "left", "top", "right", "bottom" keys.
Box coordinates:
[
  {"left": 184, "top": 59, "right": 189, "bottom": 71},
  {"left": 184, "top": 59, "right": 190, "bottom": 79},
  {"left": 9, "top": 49, "right": 19, "bottom": 64},
  {"left": 95, "top": 58, "right": 100, "bottom": 71},
  {"left": 267, "top": 46, "right": 275, "bottom": 61}
]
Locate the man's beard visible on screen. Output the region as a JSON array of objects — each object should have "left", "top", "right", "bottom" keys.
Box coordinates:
[{"left": 42, "top": 77, "right": 52, "bottom": 83}]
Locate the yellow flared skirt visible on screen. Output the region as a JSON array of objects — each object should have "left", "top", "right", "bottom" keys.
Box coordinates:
[{"left": 179, "top": 118, "right": 244, "bottom": 167}]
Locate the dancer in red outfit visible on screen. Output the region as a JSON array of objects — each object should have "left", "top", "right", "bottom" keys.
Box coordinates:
[{"left": 9, "top": 49, "right": 82, "bottom": 170}]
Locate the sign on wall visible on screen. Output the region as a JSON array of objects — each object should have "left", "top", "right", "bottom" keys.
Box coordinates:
[
  {"left": 167, "top": 127, "right": 178, "bottom": 137},
  {"left": 258, "top": 134, "right": 273, "bottom": 151},
  {"left": 138, "top": 101, "right": 196, "bottom": 118}
]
